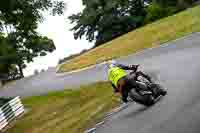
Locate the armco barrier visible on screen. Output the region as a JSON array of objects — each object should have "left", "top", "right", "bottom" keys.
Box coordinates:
[{"left": 0, "top": 96, "right": 24, "bottom": 131}]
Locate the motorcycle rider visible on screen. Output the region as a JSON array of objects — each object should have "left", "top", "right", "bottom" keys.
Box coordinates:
[{"left": 107, "top": 60, "right": 165, "bottom": 103}]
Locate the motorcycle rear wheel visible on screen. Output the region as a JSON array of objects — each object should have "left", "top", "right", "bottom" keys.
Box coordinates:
[{"left": 129, "top": 89, "right": 155, "bottom": 106}]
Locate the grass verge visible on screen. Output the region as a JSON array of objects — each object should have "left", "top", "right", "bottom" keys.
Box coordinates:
[
  {"left": 6, "top": 82, "right": 120, "bottom": 133},
  {"left": 58, "top": 5, "right": 200, "bottom": 73}
]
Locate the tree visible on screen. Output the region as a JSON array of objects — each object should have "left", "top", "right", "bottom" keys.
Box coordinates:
[
  {"left": 69, "top": 0, "right": 146, "bottom": 46},
  {"left": 34, "top": 69, "right": 39, "bottom": 75},
  {"left": 152, "top": 0, "right": 196, "bottom": 9},
  {"left": 0, "top": 0, "right": 66, "bottom": 77},
  {"left": 0, "top": 33, "right": 17, "bottom": 76}
]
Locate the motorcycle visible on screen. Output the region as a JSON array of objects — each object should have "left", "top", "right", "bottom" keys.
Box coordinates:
[{"left": 127, "top": 65, "right": 167, "bottom": 106}]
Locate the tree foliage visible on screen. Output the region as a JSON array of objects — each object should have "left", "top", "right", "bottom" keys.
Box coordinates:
[
  {"left": 143, "top": 2, "right": 178, "bottom": 24},
  {"left": 0, "top": 0, "right": 65, "bottom": 77},
  {"left": 0, "top": 33, "right": 16, "bottom": 75},
  {"left": 151, "top": 0, "right": 196, "bottom": 9},
  {"left": 69, "top": 0, "right": 147, "bottom": 46}
]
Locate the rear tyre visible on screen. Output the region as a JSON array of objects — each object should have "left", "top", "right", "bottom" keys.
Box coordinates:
[
  {"left": 129, "top": 89, "right": 155, "bottom": 106},
  {"left": 129, "top": 89, "right": 144, "bottom": 103}
]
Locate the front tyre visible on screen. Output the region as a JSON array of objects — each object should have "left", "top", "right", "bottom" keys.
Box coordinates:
[
  {"left": 144, "top": 95, "right": 155, "bottom": 106},
  {"left": 149, "top": 84, "right": 167, "bottom": 98}
]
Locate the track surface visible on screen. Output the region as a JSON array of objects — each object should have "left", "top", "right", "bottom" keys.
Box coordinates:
[
  {"left": 0, "top": 33, "right": 199, "bottom": 98},
  {"left": 96, "top": 33, "right": 200, "bottom": 133},
  {"left": 1, "top": 33, "right": 200, "bottom": 133}
]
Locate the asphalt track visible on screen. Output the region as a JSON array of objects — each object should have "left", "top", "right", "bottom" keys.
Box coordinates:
[
  {"left": 1, "top": 33, "right": 200, "bottom": 133},
  {"left": 95, "top": 33, "right": 200, "bottom": 133},
  {"left": 0, "top": 32, "right": 199, "bottom": 97}
]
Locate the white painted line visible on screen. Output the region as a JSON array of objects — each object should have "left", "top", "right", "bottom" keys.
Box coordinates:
[
  {"left": 84, "top": 102, "right": 134, "bottom": 133},
  {"left": 95, "top": 121, "right": 105, "bottom": 127},
  {"left": 85, "top": 127, "right": 96, "bottom": 133}
]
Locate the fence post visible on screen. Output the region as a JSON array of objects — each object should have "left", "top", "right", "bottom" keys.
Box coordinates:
[{"left": 0, "top": 81, "right": 2, "bottom": 88}]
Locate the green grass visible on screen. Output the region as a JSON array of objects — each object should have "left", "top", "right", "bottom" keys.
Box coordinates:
[
  {"left": 6, "top": 82, "right": 120, "bottom": 133},
  {"left": 58, "top": 5, "right": 200, "bottom": 73}
]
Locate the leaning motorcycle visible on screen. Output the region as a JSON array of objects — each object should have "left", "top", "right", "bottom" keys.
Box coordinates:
[{"left": 128, "top": 65, "right": 167, "bottom": 106}]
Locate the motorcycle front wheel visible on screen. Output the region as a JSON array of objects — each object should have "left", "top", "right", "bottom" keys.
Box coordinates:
[{"left": 149, "top": 83, "right": 167, "bottom": 98}]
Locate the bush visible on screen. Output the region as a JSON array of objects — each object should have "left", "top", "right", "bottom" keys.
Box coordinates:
[
  {"left": 144, "top": 3, "right": 178, "bottom": 24},
  {"left": 58, "top": 49, "right": 90, "bottom": 64},
  {"left": 176, "top": 0, "right": 196, "bottom": 10},
  {"left": 34, "top": 69, "right": 39, "bottom": 75},
  {"left": 152, "top": 0, "right": 195, "bottom": 8}
]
